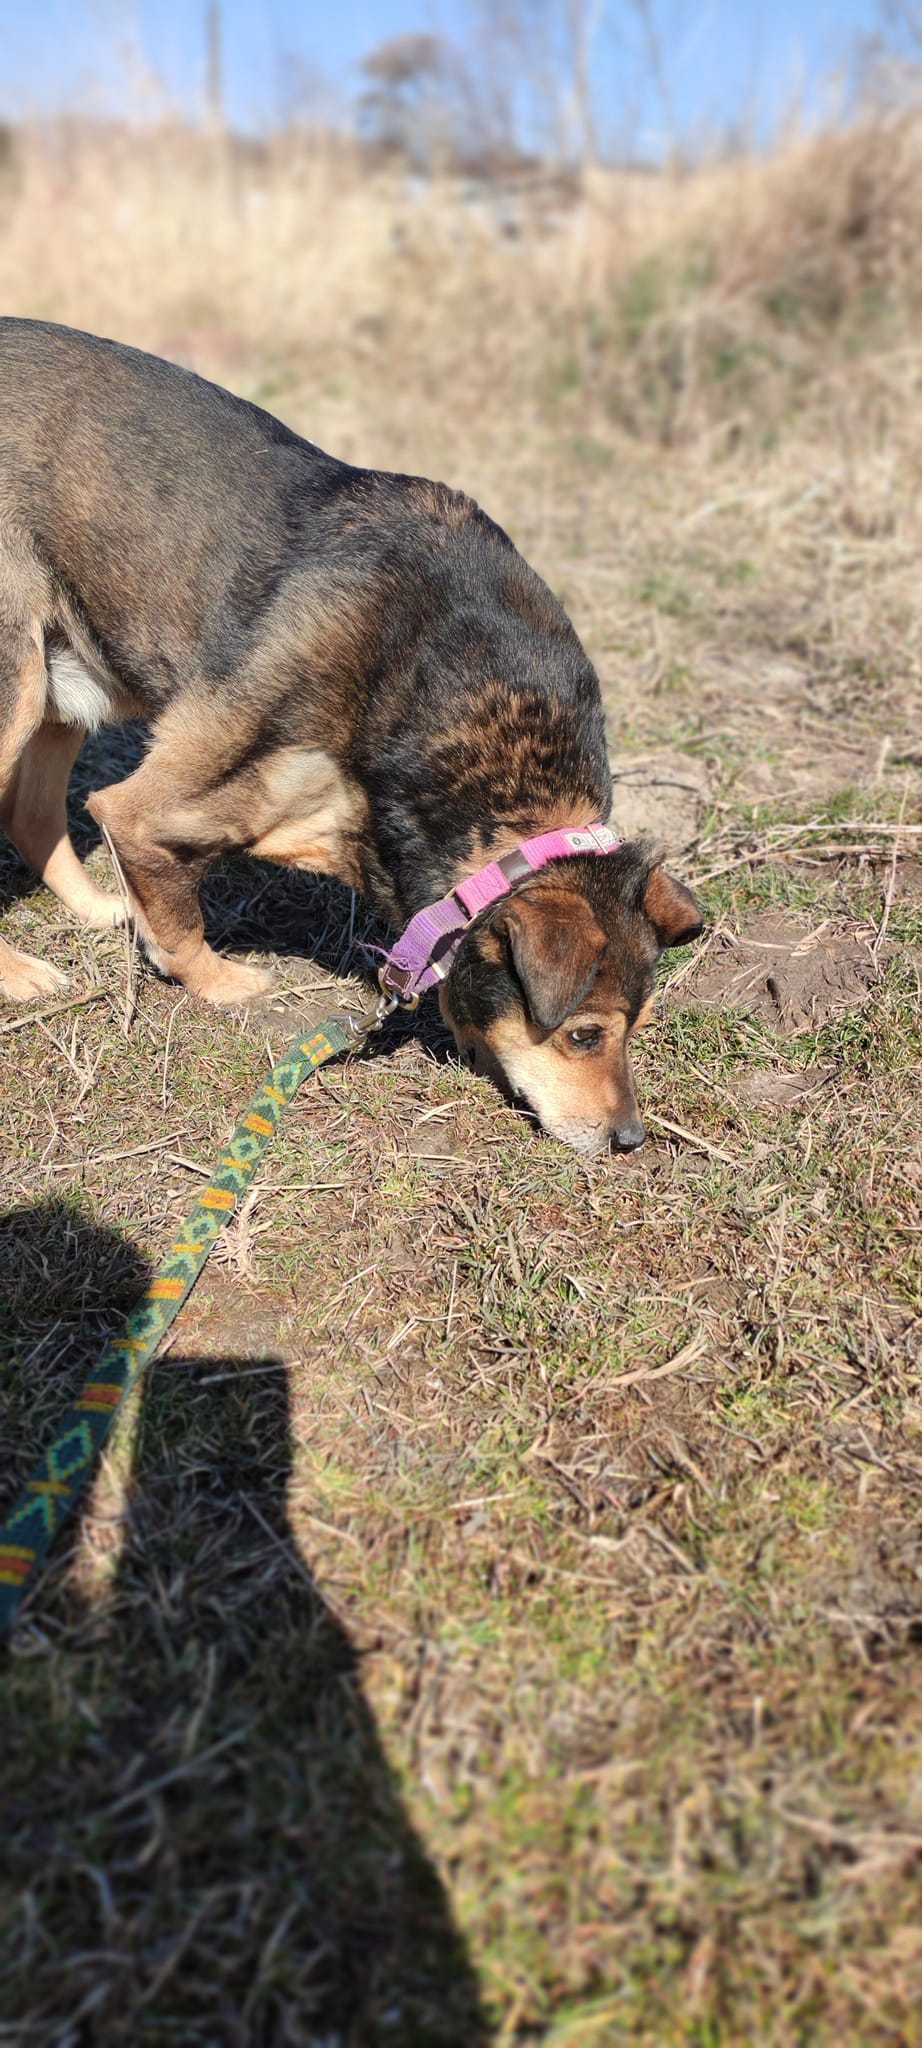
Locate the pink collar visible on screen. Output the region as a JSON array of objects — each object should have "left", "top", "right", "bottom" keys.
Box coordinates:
[{"left": 378, "top": 821, "right": 620, "bottom": 1001}]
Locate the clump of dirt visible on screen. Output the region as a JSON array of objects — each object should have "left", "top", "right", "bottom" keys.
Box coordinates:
[
  {"left": 612, "top": 748, "right": 711, "bottom": 856},
  {"left": 685, "top": 910, "right": 885, "bottom": 1033}
]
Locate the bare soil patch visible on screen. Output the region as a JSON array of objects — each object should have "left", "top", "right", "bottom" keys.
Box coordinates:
[
  {"left": 685, "top": 908, "right": 889, "bottom": 1032},
  {"left": 612, "top": 748, "right": 712, "bottom": 855},
  {"left": 731, "top": 1064, "right": 834, "bottom": 1110}
]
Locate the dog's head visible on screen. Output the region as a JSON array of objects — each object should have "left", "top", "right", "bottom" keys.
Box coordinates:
[{"left": 440, "top": 842, "right": 703, "bottom": 1156}]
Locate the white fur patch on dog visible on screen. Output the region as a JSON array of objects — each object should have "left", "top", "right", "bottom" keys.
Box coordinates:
[{"left": 46, "top": 647, "right": 114, "bottom": 731}]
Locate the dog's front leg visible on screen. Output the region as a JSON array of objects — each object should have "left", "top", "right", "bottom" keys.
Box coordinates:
[{"left": 86, "top": 770, "right": 275, "bottom": 1007}]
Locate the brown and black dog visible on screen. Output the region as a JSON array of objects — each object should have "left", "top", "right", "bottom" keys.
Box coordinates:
[{"left": 0, "top": 319, "right": 702, "bottom": 1154}]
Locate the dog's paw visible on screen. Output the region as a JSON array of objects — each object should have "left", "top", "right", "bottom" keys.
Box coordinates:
[
  {"left": 0, "top": 948, "right": 70, "bottom": 1003},
  {"left": 192, "top": 958, "right": 277, "bottom": 1007},
  {"left": 75, "top": 887, "right": 128, "bottom": 931}
]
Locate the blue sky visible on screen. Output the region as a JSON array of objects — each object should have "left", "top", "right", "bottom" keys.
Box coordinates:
[{"left": 0, "top": 1, "right": 904, "bottom": 153}]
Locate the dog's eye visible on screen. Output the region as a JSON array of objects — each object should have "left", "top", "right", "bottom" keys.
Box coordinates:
[{"left": 567, "top": 1025, "right": 603, "bottom": 1051}]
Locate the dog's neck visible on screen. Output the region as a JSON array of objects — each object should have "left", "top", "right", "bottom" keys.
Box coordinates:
[
  {"left": 351, "top": 617, "right": 613, "bottom": 924},
  {"left": 360, "top": 697, "right": 611, "bottom": 924},
  {"left": 362, "top": 794, "right": 609, "bottom": 926},
  {"left": 449, "top": 804, "right": 603, "bottom": 886}
]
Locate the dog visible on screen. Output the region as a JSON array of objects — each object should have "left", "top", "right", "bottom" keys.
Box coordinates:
[{"left": 0, "top": 319, "right": 703, "bottom": 1154}]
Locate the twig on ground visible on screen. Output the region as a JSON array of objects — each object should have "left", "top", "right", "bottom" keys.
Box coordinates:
[
  {"left": 693, "top": 818, "right": 922, "bottom": 885},
  {"left": 604, "top": 1330, "right": 707, "bottom": 1394},
  {"left": 692, "top": 831, "right": 811, "bottom": 884},
  {"left": 98, "top": 1733, "right": 246, "bottom": 1821},
  {"left": 873, "top": 782, "right": 909, "bottom": 965},
  {"left": 776, "top": 1807, "right": 922, "bottom": 1852},
  {"left": 781, "top": 843, "right": 897, "bottom": 862},
  {"left": 0, "top": 986, "right": 107, "bottom": 1036},
  {"left": 241, "top": 1493, "right": 333, "bottom": 1593},
  {"left": 47, "top": 1133, "right": 186, "bottom": 1173},
  {"left": 161, "top": 992, "right": 188, "bottom": 1109},
  {"left": 661, "top": 920, "right": 725, "bottom": 995},
  {"left": 648, "top": 1113, "right": 741, "bottom": 1167}
]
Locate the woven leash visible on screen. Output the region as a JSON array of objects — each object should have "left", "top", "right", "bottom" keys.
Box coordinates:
[
  {"left": 0, "top": 816, "right": 620, "bottom": 1635},
  {"left": 0, "top": 1005, "right": 378, "bottom": 1637}
]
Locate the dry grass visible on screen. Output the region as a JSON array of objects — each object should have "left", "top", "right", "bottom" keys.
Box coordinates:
[
  {"left": 1, "top": 116, "right": 921, "bottom": 2045},
  {"left": 6, "top": 114, "right": 922, "bottom": 457}
]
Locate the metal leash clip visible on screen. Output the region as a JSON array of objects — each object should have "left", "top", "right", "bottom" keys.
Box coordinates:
[{"left": 346, "top": 984, "right": 416, "bottom": 1041}]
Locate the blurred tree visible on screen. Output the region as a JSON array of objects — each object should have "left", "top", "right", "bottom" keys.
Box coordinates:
[
  {"left": 625, "top": 0, "right": 677, "bottom": 158},
  {"left": 354, "top": 2, "right": 705, "bottom": 177},
  {"left": 0, "top": 123, "right": 17, "bottom": 184},
  {"left": 357, "top": 33, "right": 460, "bottom": 169},
  {"left": 864, "top": 0, "right": 922, "bottom": 101},
  {"left": 855, "top": 2, "right": 922, "bottom": 110}
]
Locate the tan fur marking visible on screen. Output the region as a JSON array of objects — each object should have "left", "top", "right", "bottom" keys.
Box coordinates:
[
  {"left": 248, "top": 747, "right": 367, "bottom": 886},
  {"left": 408, "top": 480, "right": 476, "bottom": 530},
  {"left": 0, "top": 630, "right": 46, "bottom": 790},
  {"left": 426, "top": 678, "right": 604, "bottom": 835},
  {"left": 87, "top": 730, "right": 365, "bottom": 1003},
  {"left": 2, "top": 722, "right": 125, "bottom": 928},
  {"left": 486, "top": 1010, "right": 637, "bottom": 1155},
  {"left": 502, "top": 570, "right": 570, "bottom": 637},
  {"left": 0, "top": 624, "right": 105, "bottom": 997},
  {"left": 0, "top": 934, "right": 69, "bottom": 1003},
  {"left": 86, "top": 756, "right": 251, "bottom": 1004},
  {"left": 444, "top": 999, "right": 640, "bottom": 1158},
  {"left": 238, "top": 573, "right": 383, "bottom": 755}
]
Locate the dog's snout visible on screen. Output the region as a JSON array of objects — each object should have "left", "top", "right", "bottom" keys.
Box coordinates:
[{"left": 613, "top": 1117, "right": 646, "bottom": 1153}]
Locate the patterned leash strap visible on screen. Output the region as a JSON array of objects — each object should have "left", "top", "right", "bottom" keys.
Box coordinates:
[{"left": 0, "top": 1009, "right": 365, "bottom": 1636}]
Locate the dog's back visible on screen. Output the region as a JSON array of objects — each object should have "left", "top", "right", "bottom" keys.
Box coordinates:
[
  {"left": 0, "top": 320, "right": 594, "bottom": 722},
  {"left": 0, "top": 318, "right": 362, "bottom": 712}
]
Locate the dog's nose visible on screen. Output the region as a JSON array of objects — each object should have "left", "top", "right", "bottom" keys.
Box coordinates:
[{"left": 613, "top": 1117, "right": 646, "bottom": 1152}]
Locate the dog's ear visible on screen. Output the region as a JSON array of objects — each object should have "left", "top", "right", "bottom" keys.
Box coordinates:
[
  {"left": 643, "top": 866, "right": 704, "bottom": 948},
  {"left": 496, "top": 888, "right": 608, "bottom": 1031}
]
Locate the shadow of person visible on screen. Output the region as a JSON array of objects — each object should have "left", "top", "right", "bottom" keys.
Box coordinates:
[{"left": 0, "top": 1203, "right": 489, "bottom": 2046}]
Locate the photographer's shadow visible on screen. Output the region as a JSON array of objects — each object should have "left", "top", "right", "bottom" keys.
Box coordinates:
[{"left": 0, "top": 1203, "right": 488, "bottom": 2045}]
